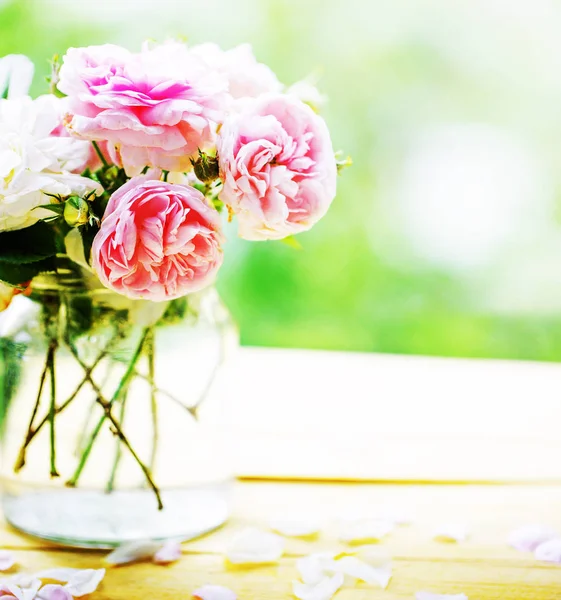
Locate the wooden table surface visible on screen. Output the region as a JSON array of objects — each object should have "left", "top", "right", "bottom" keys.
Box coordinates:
[{"left": 2, "top": 480, "right": 561, "bottom": 599}]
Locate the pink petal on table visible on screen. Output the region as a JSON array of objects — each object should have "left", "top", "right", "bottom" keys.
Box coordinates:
[
  {"left": 535, "top": 538, "right": 561, "bottom": 563},
  {"left": 416, "top": 592, "right": 468, "bottom": 600},
  {"left": 192, "top": 585, "right": 237, "bottom": 600},
  {"left": 292, "top": 572, "right": 344, "bottom": 600},
  {"left": 153, "top": 541, "right": 182, "bottom": 564},
  {"left": 0, "top": 552, "right": 15, "bottom": 572},
  {"left": 37, "top": 584, "right": 73, "bottom": 600},
  {"left": 508, "top": 525, "right": 558, "bottom": 552}
]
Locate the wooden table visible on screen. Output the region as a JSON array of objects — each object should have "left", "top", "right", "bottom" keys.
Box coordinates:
[
  {"left": 4, "top": 348, "right": 561, "bottom": 597},
  {"left": 2, "top": 480, "right": 561, "bottom": 599}
]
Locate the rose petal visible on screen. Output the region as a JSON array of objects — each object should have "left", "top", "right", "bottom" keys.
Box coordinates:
[
  {"left": 153, "top": 541, "right": 182, "bottom": 564},
  {"left": 270, "top": 519, "right": 321, "bottom": 538},
  {"left": 296, "top": 554, "right": 337, "bottom": 586},
  {"left": 226, "top": 528, "right": 285, "bottom": 565},
  {"left": 508, "top": 525, "right": 558, "bottom": 553},
  {"left": 416, "top": 593, "right": 468, "bottom": 600},
  {"left": 433, "top": 524, "right": 469, "bottom": 543},
  {"left": 192, "top": 584, "right": 237, "bottom": 600},
  {"left": 292, "top": 572, "right": 344, "bottom": 600},
  {"left": 37, "top": 584, "right": 73, "bottom": 600},
  {"left": 335, "top": 555, "right": 392, "bottom": 589},
  {"left": 0, "top": 552, "right": 15, "bottom": 572},
  {"left": 535, "top": 538, "right": 561, "bottom": 563},
  {"left": 105, "top": 541, "right": 163, "bottom": 565},
  {"left": 1, "top": 576, "right": 42, "bottom": 600},
  {"left": 34, "top": 567, "right": 105, "bottom": 597},
  {"left": 338, "top": 519, "right": 394, "bottom": 544}
]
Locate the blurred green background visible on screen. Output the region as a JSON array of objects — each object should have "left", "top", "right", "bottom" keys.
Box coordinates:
[{"left": 3, "top": 0, "right": 561, "bottom": 360}]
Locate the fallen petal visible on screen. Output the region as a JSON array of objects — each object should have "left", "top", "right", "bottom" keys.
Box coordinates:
[
  {"left": 335, "top": 555, "right": 392, "bottom": 589},
  {"left": 192, "top": 584, "right": 237, "bottom": 600},
  {"left": 153, "top": 541, "right": 182, "bottom": 564},
  {"left": 0, "top": 552, "right": 15, "bottom": 572},
  {"left": 416, "top": 593, "right": 468, "bottom": 600},
  {"left": 339, "top": 519, "right": 394, "bottom": 544},
  {"left": 535, "top": 538, "right": 561, "bottom": 563},
  {"left": 105, "top": 541, "right": 163, "bottom": 565},
  {"left": 292, "top": 572, "right": 344, "bottom": 600},
  {"left": 270, "top": 519, "right": 321, "bottom": 538},
  {"left": 508, "top": 525, "right": 558, "bottom": 553},
  {"left": 1, "top": 576, "right": 41, "bottom": 600},
  {"left": 433, "top": 524, "right": 469, "bottom": 543},
  {"left": 33, "top": 570, "right": 76, "bottom": 583},
  {"left": 226, "top": 528, "right": 285, "bottom": 565},
  {"left": 37, "top": 584, "right": 73, "bottom": 600},
  {"left": 64, "top": 569, "right": 105, "bottom": 597},
  {"left": 296, "top": 554, "right": 337, "bottom": 586}
]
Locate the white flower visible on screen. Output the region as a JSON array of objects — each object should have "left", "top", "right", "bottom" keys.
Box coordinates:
[
  {"left": 0, "top": 95, "right": 100, "bottom": 232},
  {"left": 0, "top": 55, "right": 34, "bottom": 99},
  {"left": 187, "top": 43, "right": 282, "bottom": 101}
]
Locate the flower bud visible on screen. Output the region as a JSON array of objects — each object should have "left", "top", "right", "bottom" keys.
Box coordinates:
[
  {"left": 192, "top": 151, "right": 219, "bottom": 183},
  {"left": 64, "top": 196, "right": 89, "bottom": 227}
]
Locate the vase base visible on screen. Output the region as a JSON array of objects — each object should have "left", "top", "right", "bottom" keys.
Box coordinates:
[{"left": 2, "top": 482, "right": 231, "bottom": 548}]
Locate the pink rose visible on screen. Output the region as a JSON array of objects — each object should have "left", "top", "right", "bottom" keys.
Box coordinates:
[
  {"left": 188, "top": 43, "right": 282, "bottom": 100},
  {"left": 217, "top": 94, "right": 337, "bottom": 240},
  {"left": 92, "top": 175, "right": 224, "bottom": 300},
  {"left": 58, "top": 42, "right": 227, "bottom": 174}
]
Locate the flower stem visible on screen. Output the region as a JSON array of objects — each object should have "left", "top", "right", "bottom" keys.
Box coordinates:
[
  {"left": 91, "top": 141, "right": 108, "bottom": 167},
  {"left": 106, "top": 392, "right": 127, "bottom": 492},
  {"left": 48, "top": 340, "right": 59, "bottom": 478},
  {"left": 14, "top": 340, "right": 57, "bottom": 472},
  {"left": 14, "top": 340, "right": 115, "bottom": 472},
  {"left": 146, "top": 328, "right": 158, "bottom": 471},
  {"left": 66, "top": 329, "right": 163, "bottom": 509}
]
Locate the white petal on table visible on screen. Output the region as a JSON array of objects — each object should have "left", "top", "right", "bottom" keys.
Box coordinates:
[
  {"left": 292, "top": 572, "right": 344, "bottom": 600},
  {"left": 35, "top": 568, "right": 105, "bottom": 597},
  {"left": 535, "top": 538, "right": 561, "bottom": 563},
  {"left": 336, "top": 555, "right": 392, "bottom": 589},
  {"left": 416, "top": 592, "right": 468, "bottom": 600},
  {"left": 153, "top": 541, "right": 182, "bottom": 564},
  {"left": 37, "top": 584, "right": 73, "bottom": 600},
  {"left": 433, "top": 524, "right": 469, "bottom": 543},
  {"left": 508, "top": 525, "right": 558, "bottom": 553},
  {"left": 338, "top": 519, "right": 394, "bottom": 544},
  {"left": 226, "top": 528, "right": 285, "bottom": 565},
  {"left": 104, "top": 541, "right": 163, "bottom": 565},
  {"left": 1, "top": 575, "right": 42, "bottom": 600},
  {"left": 296, "top": 554, "right": 337, "bottom": 586},
  {"left": 193, "top": 584, "right": 237, "bottom": 600},
  {"left": 270, "top": 518, "right": 321, "bottom": 538},
  {"left": 0, "top": 551, "right": 16, "bottom": 571}
]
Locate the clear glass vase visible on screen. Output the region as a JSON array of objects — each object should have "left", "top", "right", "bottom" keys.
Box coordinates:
[{"left": 0, "top": 257, "right": 237, "bottom": 548}]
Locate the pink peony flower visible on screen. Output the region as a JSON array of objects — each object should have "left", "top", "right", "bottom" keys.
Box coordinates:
[
  {"left": 57, "top": 42, "right": 227, "bottom": 174},
  {"left": 92, "top": 175, "right": 224, "bottom": 300},
  {"left": 217, "top": 94, "right": 336, "bottom": 240},
  {"left": 187, "top": 43, "right": 282, "bottom": 100}
]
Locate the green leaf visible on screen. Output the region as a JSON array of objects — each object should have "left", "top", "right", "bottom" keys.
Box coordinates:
[
  {"left": 35, "top": 204, "right": 65, "bottom": 216},
  {"left": 79, "top": 223, "right": 98, "bottom": 265},
  {"left": 0, "top": 221, "right": 58, "bottom": 264},
  {"left": 0, "top": 257, "right": 57, "bottom": 286}
]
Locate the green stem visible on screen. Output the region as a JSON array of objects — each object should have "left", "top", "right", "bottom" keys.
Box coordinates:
[
  {"left": 66, "top": 328, "right": 150, "bottom": 487},
  {"left": 48, "top": 340, "right": 59, "bottom": 478},
  {"left": 91, "top": 141, "right": 108, "bottom": 167},
  {"left": 106, "top": 392, "right": 127, "bottom": 492},
  {"left": 14, "top": 339, "right": 116, "bottom": 471},
  {"left": 14, "top": 340, "right": 57, "bottom": 472},
  {"left": 147, "top": 329, "right": 158, "bottom": 471}
]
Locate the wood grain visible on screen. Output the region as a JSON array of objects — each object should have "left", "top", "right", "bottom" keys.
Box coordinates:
[{"left": 1, "top": 481, "right": 560, "bottom": 598}]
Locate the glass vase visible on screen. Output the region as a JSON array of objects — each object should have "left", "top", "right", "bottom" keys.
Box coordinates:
[{"left": 0, "top": 257, "right": 237, "bottom": 548}]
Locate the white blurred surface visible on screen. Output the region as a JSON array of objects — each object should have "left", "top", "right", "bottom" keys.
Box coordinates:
[{"left": 217, "top": 347, "right": 561, "bottom": 482}]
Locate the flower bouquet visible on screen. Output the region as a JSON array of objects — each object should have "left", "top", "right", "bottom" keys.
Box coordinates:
[{"left": 0, "top": 41, "right": 346, "bottom": 546}]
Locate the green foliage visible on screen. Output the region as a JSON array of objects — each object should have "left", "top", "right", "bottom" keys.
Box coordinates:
[{"left": 0, "top": 338, "right": 25, "bottom": 436}]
